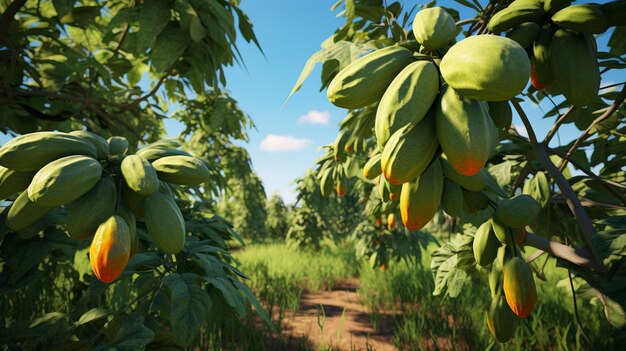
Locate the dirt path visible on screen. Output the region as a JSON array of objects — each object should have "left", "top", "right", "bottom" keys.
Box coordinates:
[{"left": 279, "top": 280, "right": 396, "bottom": 351}]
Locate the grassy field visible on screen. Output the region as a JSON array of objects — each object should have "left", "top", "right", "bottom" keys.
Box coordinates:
[{"left": 232, "top": 241, "right": 618, "bottom": 350}]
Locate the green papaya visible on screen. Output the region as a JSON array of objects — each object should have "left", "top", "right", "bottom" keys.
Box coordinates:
[
  {"left": 522, "top": 171, "right": 550, "bottom": 208},
  {"left": 550, "top": 29, "right": 600, "bottom": 106},
  {"left": 531, "top": 25, "right": 555, "bottom": 88},
  {"left": 121, "top": 184, "right": 145, "bottom": 218},
  {"left": 503, "top": 256, "right": 537, "bottom": 318},
  {"left": 28, "top": 155, "right": 102, "bottom": 206},
  {"left": 506, "top": 22, "right": 541, "bottom": 48},
  {"left": 487, "top": 294, "right": 520, "bottom": 342},
  {"left": 489, "top": 247, "right": 506, "bottom": 297},
  {"left": 473, "top": 221, "right": 501, "bottom": 267},
  {"left": 436, "top": 85, "right": 496, "bottom": 176},
  {"left": 496, "top": 194, "right": 542, "bottom": 228},
  {"left": 121, "top": 155, "right": 159, "bottom": 196},
  {"left": 488, "top": 101, "right": 513, "bottom": 134},
  {"left": 136, "top": 146, "right": 192, "bottom": 162},
  {"left": 0, "top": 166, "right": 36, "bottom": 201},
  {"left": 488, "top": 2, "right": 545, "bottom": 33},
  {"left": 66, "top": 178, "right": 117, "bottom": 240},
  {"left": 0, "top": 132, "right": 97, "bottom": 171},
  {"left": 388, "top": 181, "right": 401, "bottom": 201},
  {"left": 336, "top": 175, "right": 347, "bottom": 197},
  {"left": 462, "top": 189, "right": 489, "bottom": 213},
  {"left": 544, "top": 0, "right": 571, "bottom": 16},
  {"left": 108, "top": 136, "right": 129, "bottom": 157},
  {"left": 375, "top": 60, "right": 439, "bottom": 147},
  {"left": 441, "top": 178, "right": 464, "bottom": 217},
  {"left": 552, "top": 3, "right": 609, "bottom": 34},
  {"left": 602, "top": 1, "right": 626, "bottom": 26},
  {"left": 363, "top": 154, "right": 382, "bottom": 180},
  {"left": 381, "top": 115, "right": 438, "bottom": 185},
  {"left": 327, "top": 46, "right": 414, "bottom": 109},
  {"left": 412, "top": 7, "right": 456, "bottom": 50},
  {"left": 378, "top": 176, "right": 391, "bottom": 202},
  {"left": 69, "top": 130, "right": 110, "bottom": 160},
  {"left": 441, "top": 159, "right": 488, "bottom": 191},
  {"left": 320, "top": 168, "right": 334, "bottom": 197},
  {"left": 152, "top": 156, "right": 210, "bottom": 186},
  {"left": 117, "top": 203, "right": 139, "bottom": 257},
  {"left": 400, "top": 161, "right": 443, "bottom": 231},
  {"left": 333, "top": 130, "right": 350, "bottom": 161},
  {"left": 143, "top": 192, "right": 186, "bottom": 254},
  {"left": 89, "top": 215, "right": 131, "bottom": 283},
  {"left": 6, "top": 190, "right": 53, "bottom": 231},
  {"left": 440, "top": 36, "right": 530, "bottom": 101}
]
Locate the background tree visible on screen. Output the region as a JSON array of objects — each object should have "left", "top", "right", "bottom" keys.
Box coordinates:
[{"left": 264, "top": 193, "right": 289, "bottom": 238}]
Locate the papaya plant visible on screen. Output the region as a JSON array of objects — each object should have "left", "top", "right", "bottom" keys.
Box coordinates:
[
  {"left": 291, "top": 0, "right": 626, "bottom": 345},
  {"left": 0, "top": 0, "right": 271, "bottom": 349}
]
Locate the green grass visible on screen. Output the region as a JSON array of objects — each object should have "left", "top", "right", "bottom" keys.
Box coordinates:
[{"left": 227, "top": 241, "right": 619, "bottom": 350}]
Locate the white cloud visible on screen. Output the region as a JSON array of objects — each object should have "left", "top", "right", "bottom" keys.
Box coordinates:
[
  {"left": 515, "top": 124, "right": 528, "bottom": 138},
  {"left": 297, "top": 110, "right": 331, "bottom": 125},
  {"left": 260, "top": 134, "right": 313, "bottom": 152}
]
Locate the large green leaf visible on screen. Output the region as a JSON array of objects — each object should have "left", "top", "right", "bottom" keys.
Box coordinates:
[
  {"left": 150, "top": 24, "right": 191, "bottom": 71},
  {"left": 137, "top": 0, "right": 172, "bottom": 52}
]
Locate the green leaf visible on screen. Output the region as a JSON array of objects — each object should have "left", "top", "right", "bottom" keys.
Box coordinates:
[
  {"left": 93, "top": 314, "right": 155, "bottom": 351},
  {"left": 345, "top": 0, "right": 356, "bottom": 23},
  {"left": 189, "top": 15, "right": 207, "bottom": 42},
  {"left": 150, "top": 24, "right": 191, "bottom": 72},
  {"left": 76, "top": 308, "right": 111, "bottom": 326},
  {"left": 609, "top": 26, "right": 626, "bottom": 56},
  {"left": 52, "top": 0, "right": 74, "bottom": 17},
  {"left": 138, "top": 0, "right": 172, "bottom": 52},
  {"left": 162, "top": 273, "right": 212, "bottom": 346}
]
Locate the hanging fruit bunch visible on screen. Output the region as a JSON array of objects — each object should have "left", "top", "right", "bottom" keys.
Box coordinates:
[
  {"left": 319, "top": 0, "right": 623, "bottom": 342},
  {"left": 0, "top": 131, "right": 210, "bottom": 283}
]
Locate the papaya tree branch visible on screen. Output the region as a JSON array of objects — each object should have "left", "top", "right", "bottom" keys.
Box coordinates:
[
  {"left": 511, "top": 99, "right": 539, "bottom": 144},
  {"left": 120, "top": 66, "right": 174, "bottom": 112},
  {"left": 543, "top": 106, "right": 576, "bottom": 145},
  {"left": 523, "top": 233, "right": 605, "bottom": 272},
  {"left": 558, "top": 84, "right": 626, "bottom": 171},
  {"left": 0, "top": 0, "right": 27, "bottom": 46},
  {"left": 534, "top": 145, "right": 602, "bottom": 265}
]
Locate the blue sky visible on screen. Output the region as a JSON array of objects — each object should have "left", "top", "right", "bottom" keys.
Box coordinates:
[{"left": 165, "top": 0, "right": 618, "bottom": 204}]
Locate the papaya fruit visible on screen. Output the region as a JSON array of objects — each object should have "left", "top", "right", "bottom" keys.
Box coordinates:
[
  {"left": 496, "top": 194, "right": 541, "bottom": 228},
  {"left": 436, "top": 85, "right": 495, "bottom": 176},
  {"left": 117, "top": 203, "right": 139, "bottom": 258},
  {"left": 121, "top": 155, "right": 159, "bottom": 196},
  {"left": 489, "top": 247, "right": 506, "bottom": 297},
  {"left": 320, "top": 168, "right": 334, "bottom": 197},
  {"left": 121, "top": 184, "right": 146, "bottom": 218},
  {"left": 6, "top": 190, "right": 53, "bottom": 231},
  {"left": 69, "top": 130, "right": 110, "bottom": 160},
  {"left": 544, "top": 0, "right": 571, "bottom": 16},
  {"left": 0, "top": 132, "right": 97, "bottom": 171},
  {"left": 387, "top": 213, "right": 396, "bottom": 231},
  {"left": 506, "top": 22, "right": 541, "bottom": 49},
  {"left": 143, "top": 192, "right": 186, "bottom": 254},
  {"left": 462, "top": 189, "right": 489, "bottom": 213},
  {"left": 550, "top": 29, "right": 600, "bottom": 106},
  {"left": 66, "top": 178, "right": 117, "bottom": 240},
  {"left": 487, "top": 294, "right": 520, "bottom": 343},
  {"left": 552, "top": 3, "right": 609, "bottom": 34},
  {"left": 488, "top": 101, "right": 512, "bottom": 134},
  {"left": 136, "top": 146, "right": 192, "bottom": 162},
  {"left": 441, "top": 178, "right": 464, "bottom": 217},
  {"left": 412, "top": 7, "right": 456, "bottom": 50},
  {"left": 107, "top": 136, "right": 129, "bottom": 157},
  {"left": 503, "top": 256, "right": 537, "bottom": 318},
  {"left": 363, "top": 154, "right": 382, "bottom": 180},
  {"left": 89, "top": 215, "right": 131, "bottom": 283},
  {"left": 375, "top": 60, "right": 439, "bottom": 147},
  {"left": 441, "top": 158, "right": 488, "bottom": 191},
  {"left": 0, "top": 166, "right": 36, "bottom": 201},
  {"left": 531, "top": 25, "right": 555, "bottom": 88},
  {"left": 488, "top": 0, "right": 545, "bottom": 33},
  {"left": 522, "top": 171, "right": 550, "bottom": 208},
  {"left": 473, "top": 221, "right": 501, "bottom": 267},
  {"left": 440, "top": 36, "right": 530, "bottom": 101},
  {"left": 378, "top": 176, "right": 391, "bottom": 202},
  {"left": 602, "top": 1, "right": 626, "bottom": 26},
  {"left": 381, "top": 115, "right": 438, "bottom": 185},
  {"left": 400, "top": 161, "right": 443, "bottom": 231},
  {"left": 333, "top": 130, "right": 350, "bottom": 161},
  {"left": 327, "top": 46, "right": 414, "bottom": 109},
  {"left": 28, "top": 155, "right": 102, "bottom": 206},
  {"left": 336, "top": 176, "right": 347, "bottom": 197},
  {"left": 152, "top": 156, "right": 210, "bottom": 186},
  {"left": 389, "top": 182, "right": 401, "bottom": 201}
]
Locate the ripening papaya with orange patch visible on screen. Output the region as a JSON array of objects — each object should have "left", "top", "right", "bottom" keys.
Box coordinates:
[
  {"left": 503, "top": 257, "right": 538, "bottom": 318},
  {"left": 89, "top": 215, "right": 131, "bottom": 283},
  {"left": 400, "top": 161, "right": 443, "bottom": 231}
]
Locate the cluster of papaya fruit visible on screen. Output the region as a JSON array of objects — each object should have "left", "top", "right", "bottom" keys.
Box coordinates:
[
  {"left": 490, "top": 0, "right": 625, "bottom": 106},
  {"left": 0, "top": 131, "right": 210, "bottom": 283},
  {"left": 327, "top": 6, "right": 527, "bottom": 232}
]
